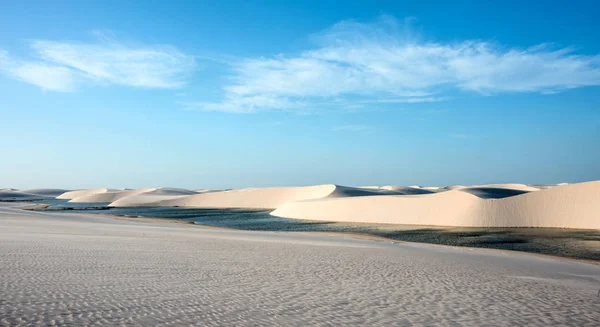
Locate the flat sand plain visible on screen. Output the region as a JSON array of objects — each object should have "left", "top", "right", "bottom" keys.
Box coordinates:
[{"left": 1, "top": 203, "right": 599, "bottom": 326}]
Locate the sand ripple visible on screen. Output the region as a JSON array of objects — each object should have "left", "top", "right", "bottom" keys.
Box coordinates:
[{"left": 1, "top": 206, "right": 600, "bottom": 326}]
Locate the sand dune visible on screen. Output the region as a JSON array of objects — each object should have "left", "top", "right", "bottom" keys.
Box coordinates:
[
  {"left": 148, "top": 184, "right": 399, "bottom": 209},
  {"left": 152, "top": 185, "right": 335, "bottom": 209},
  {"left": 51, "top": 181, "right": 599, "bottom": 229},
  {"left": 272, "top": 181, "right": 600, "bottom": 229},
  {"left": 56, "top": 188, "right": 110, "bottom": 200},
  {"left": 107, "top": 185, "right": 410, "bottom": 208},
  {"left": 147, "top": 187, "right": 198, "bottom": 195},
  {"left": 68, "top": 188, "right": 158, "bottom": 203},
  {"left": 69, "top": 187, "right": 197, "bottom": 206},
  {"left": 21, "top": 189, "right": 70, "bottom": 197},
  {"left": 108, "top": 188, "right": 200, "bottom": 207}
]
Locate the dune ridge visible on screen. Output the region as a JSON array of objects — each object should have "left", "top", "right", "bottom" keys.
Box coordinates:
[
  {"left": 47, "top": 181, "right": 600, "bottom": 229},
  {"left": 271, "top": 181, "right": 600, "bottom": 229},
  {"left": 106, "top": 185, "right": 401, "bottom": 208},
  {"left": 108, "top": 188, "right": 201, "bottom": 207},
  {"left": 153, "top": 184, "right": 396, "bottom": 209},
  {"left": 68, "top": 188, "right": 158, "bottom": 203},
  {"left": 57, "top": 188, "right": 109, "bottom": 200}
]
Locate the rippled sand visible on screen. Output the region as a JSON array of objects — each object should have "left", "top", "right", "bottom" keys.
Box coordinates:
[{"left": 1, "top": 204, "right": 599, "bottom": 326}]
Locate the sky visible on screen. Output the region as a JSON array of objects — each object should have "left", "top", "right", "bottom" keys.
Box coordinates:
[{"left": 1, "top": 0, "right": 599, "bottom": 189}]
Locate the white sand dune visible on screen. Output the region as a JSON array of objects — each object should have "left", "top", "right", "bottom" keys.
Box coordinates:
[
  {"left": 151, "top": 184, "right": 398, "bottom": 209},
  {"left": 147, "top": 187, "right": 198, "bottom": 195},
  {"left": 22, "top": 188, "right": 70, "bottom": 197},
  {"left": 56, "top": 188, "right": 110, "bottom": 200},
  {"left": 1, "top": 203, "right": 600, "bottom": 325},
  {"left": 52, "top": 181, "right": 599, "bottom": 229},
  {"left": 69, "top": 187, "right": 199, "bottom": 204},
  {"left": 529, "top": 184, "right": 560, "bottom": 190},
  {"left": 272, "top": 181, "right": 600, "bottom": 229},
  {"left": 68, "top": 188, "right": 157, "bottom": 203},
  {"left": 108, "top": 188, "right": 200, "bottom": 207}
]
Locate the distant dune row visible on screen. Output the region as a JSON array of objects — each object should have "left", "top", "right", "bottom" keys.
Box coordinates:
[{"left": 2, "top": 181, "right": 599, "bottom": 229}]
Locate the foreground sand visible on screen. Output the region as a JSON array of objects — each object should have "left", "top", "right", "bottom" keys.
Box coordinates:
[{"left": 1, "top": 204, "right": 599, "bottom": 326}]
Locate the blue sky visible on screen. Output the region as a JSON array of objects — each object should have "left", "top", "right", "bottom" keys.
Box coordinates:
[{"left": 1, "top": 0, "right": 599, "bottom": 189}]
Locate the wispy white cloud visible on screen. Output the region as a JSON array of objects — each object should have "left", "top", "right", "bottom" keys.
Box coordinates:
[
  {"left": 0, "top": 32, "right": 195, "bottom": 92},
  {"left": 182, "top": 95, "right": 305, "bottom": 113},
  {"left": 196, "top": 15, "right": 600, "bottom": 113},
  {"left": 0, "top": 51, "right": 76, "bottom": 91},
  {"left": 359, "top": 97, "right": 448, "bottom": 104}
]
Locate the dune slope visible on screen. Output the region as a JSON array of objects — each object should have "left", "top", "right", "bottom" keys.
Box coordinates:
[
  {"left": 69, "top": 188, "right": 158, "bottom": 203},
  {"left": 56, "top": 188, "right": 109, "bottom": 200},
  {"left": 108, "top": 188, "right": 200, "bottom": 207},
  {"left": 272, "top": 181, "right": 600, "bottom": 229},
  {"left": 154, "top": 185, "right": 394, "bottom": 209}
]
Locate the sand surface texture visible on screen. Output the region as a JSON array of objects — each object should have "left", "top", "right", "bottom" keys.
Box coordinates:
[{"left": 1, "top": 204, "right": 599, "bottom": 326}]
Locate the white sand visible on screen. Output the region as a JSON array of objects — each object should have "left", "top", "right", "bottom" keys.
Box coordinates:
[
  {"left": 20, "top": 188, "right": 70, "bottom": 197},
  {"left": 119, "top": 185, "right": 397, "bottom": 209},
  {"left": 68, "top": 187, "right": 157, "bottom": 203},
  {"left": 108, "top": 187, "right": 201, "bottom": 207},
  {"left": 56, "top": 188, "right": 110, "bottom": 199},
  {"left": 272, "top": 181, "right": 600, "bottom": 229},
  {"left": 1, "top": 203, "right": 599, "bottom": 326},
  {"left": 50, "top": 181, "right": 600, "bottom": 229}
]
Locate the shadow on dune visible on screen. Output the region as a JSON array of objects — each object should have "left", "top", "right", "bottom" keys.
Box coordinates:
[{"left": 458, "top": 187, "right": 530, "bottom": 199}]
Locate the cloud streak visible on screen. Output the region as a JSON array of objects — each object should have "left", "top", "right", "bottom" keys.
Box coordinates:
[
  {"left": 197, "top": 15, "right": 600, "bottom": 112},
  {"left": 0, "top": 33, "right": 195, "bottom": 92}
]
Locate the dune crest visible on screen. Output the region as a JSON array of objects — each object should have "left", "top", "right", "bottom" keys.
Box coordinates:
[
  {"left": 155, "top": 185, "right": 336, "bottom": 209},
  {"left": 50, "top": 181, "right": 600, "bottom": 229},
  {"left": 56, "top": 188, "right": 109, "bottom": 200},
  {"left": 108, "top": 188, "right": 201, "bottom": 207},
  {"left": 143, "top": 185, "right": 397, "bottom": 209},
  {"left": 271, "top": 181, "right": 600, "bottom": 229},
  {"left": 68, "top": 188, "right": 157, "bottom": 203},
  {"left": 22, "top": 189, "right": 71, "bottom": 197}
]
